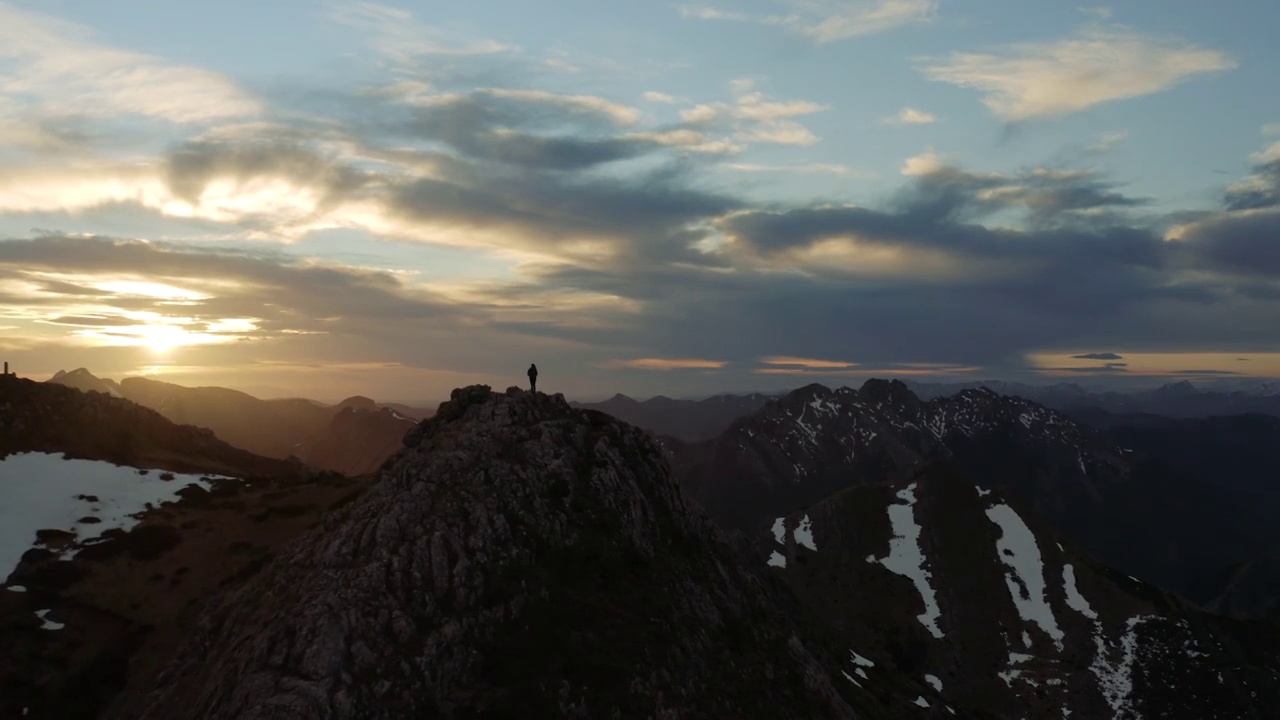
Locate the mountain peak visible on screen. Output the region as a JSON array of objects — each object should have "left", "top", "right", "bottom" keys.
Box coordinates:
[
  {"left": 335, "top": 395, "right": 377, "bottom": 411},
  {"left": 857, "top": 377, "right": 920, "bottom": 407},
  {"left": 134, "top": 383, "right": 853, "bottom": 718},
  {"left": 1156, "top": 380, "right": 1198, "bottom": 395}
]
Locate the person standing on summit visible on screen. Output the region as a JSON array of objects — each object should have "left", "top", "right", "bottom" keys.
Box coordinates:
[{"left": 527, "top": 363, "right": 538, "bottom": 393}]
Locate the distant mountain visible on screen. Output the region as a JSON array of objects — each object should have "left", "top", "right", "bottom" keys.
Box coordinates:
[
  {"left": 293, "top": 405, "right": 416, "bottom": 476},
  {"left": 40, "top": 371, "right": 433, "bottom": 476},
  {"left": 380, "top": 402, "right": 435, "bottom": 420},
  {"left": 116, "top": 376, "right": 337, "bottom": 460},
  {"left": 759, "top": 465, "right": 1280, "bottom": 717},
  {"left": 908, "top": 378, "right": 1280, "bottom": 418},
  {"left": 572, "top": 391, "right": 773, "bottom": 442},
  {"left": 671, "top": 380, "right": 1265, "bottom": 611},
  {"left": 1, "top": 374, "right": 295, "bottom": 478},
  {"left": 47, "top": 367, "right": 122, "bottom": 397}
]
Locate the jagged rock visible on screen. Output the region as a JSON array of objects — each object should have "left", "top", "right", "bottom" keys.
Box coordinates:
[{"left": 124, "top": 386, "right": 855, "bottom": 719}]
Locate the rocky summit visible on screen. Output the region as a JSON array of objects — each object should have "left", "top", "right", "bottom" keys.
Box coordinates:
[{"left": 123, "top": 386, "right": 854, "bottom": 719}]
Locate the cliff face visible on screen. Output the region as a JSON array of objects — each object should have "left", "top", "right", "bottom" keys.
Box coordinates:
[{"left": 125, "top": 386, "right": 855, "bottom": 719}]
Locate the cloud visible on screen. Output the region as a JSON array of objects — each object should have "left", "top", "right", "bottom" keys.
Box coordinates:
[
  {"left": 679, "top": 1, "right": 936, "bottom": 43},
  {"left": 1071, "top": 352, "right": 1124, "bottom": 360},
  {"left": 1087, "top": 130, "right": 1130, "bottom": 154},
  {"left": 1167, "top": 138, "right": 1280, "bottom": 277},
  {"left": 6, "top": 8, "right": 1280, "bottom": 397},
  {"left": 0, "top": 234, "right": 489, "bottom": 356},
  {"left": 761, "top": 356, "right": 858, "bottom": 368},
  {"left": 885, "top": 108, "right": 938, "bottom": 125},
  {"left": 330, "top": 2, "right": 513, "bottom": 65},
  {"left": 890, "top": 155, "right": 1150, "bottom": 227},
  {"left": 1172, "top": 369, "right": 1242, "bottom": 376},
  {"left": 1078, "top": 6, "right": 1114, "bottom": 20},
  {"left": 644, "top": 91, "right": 678, "bottom": 104},
  {"left": 921, "top": 25, "right": 1235, "bottom": 121},
  {"left": 1264, "top": 123, "right": 1280, "bottom": 137},
  {"left": 722, "top": 163, "right": 853, "bottom": 175},
  {"left": 606, "top": 358, "right": 728, "bottom": 370},
  {"left": 901, "top": 149, "right": 945, "bottom": 176},
  {"left": 672, "top": 83, "right": 828, "bottom": 147},
  {"left": 476, "top": 88, "right": 642, "bottom": 125},
  {"left": 793, "top": 0, "right": 938, "bottom": 43},
  {"left": 0, "top": 2, "right": 258, "bottom": 124}
]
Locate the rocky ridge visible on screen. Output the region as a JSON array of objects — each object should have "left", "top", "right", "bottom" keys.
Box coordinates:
[{"left": 124, "top": 386, "right": 857, "bottom": 719}]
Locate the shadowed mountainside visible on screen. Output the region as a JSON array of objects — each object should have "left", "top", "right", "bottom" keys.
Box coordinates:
[
  {"left": 44, "top": 370, "right": 427, "bottom": 476},
  {"left": 2, "top": 374, "right": 296, "bottom": 478}
]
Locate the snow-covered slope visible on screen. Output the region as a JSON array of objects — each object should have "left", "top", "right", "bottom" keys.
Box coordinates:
[
  {"left": 760, "top": 466, "right": 1280, "bottom": 718},
  {"left": 0, "top": 452, "right": 228, "bottom": 583}
]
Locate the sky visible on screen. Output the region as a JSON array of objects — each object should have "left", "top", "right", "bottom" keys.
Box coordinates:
[{"left": 1, "top": 0, "right": 1279, "bottom": 402}]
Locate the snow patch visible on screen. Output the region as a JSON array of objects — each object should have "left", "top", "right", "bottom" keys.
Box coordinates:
[
  {"left": 841, "top": 670, "right": 863, "bottom": 688},
  {"left": 771, "top": 517, "right": 787, "bottom": 545},
  {"left": 767, "top": 551, "right": 787, "bottom": 568},
  {"left": 793, "top": 515, "right": 817, "bottom": 551},
  {"left": 976, "top": 486, "right": 991, "bottom": 497},
  {"left": 1091, "top": 615, "right": 1154, "bottom": 717},
  {"left": 1062, "top": 563, "right": 1098, "bottom": 620},
  {"left": 0, "top": 453, "right": 229, "bottom": 580},
  {"left": 7, "top": 585, "right": 26, "bottom": 592},
  {"left": 850, "top": 650, "right": 875, "bottom": 667},
  {"left": 985, "top": 503, "right": 1064, "bottom": 649},
  {"left": 35, "top": 609, "right": 63, "bottom": 631},
  {"left": 925, "top": 674, "right": 943, "bottom": 692},
  {"left": 794, "top": 404, "right": 819, "bottom": 446},
  {"left": 914, "top": 696, "right": 930, "bottom": 708},
  {"left": 871, "top": 483, "right": 943, "bottom": 638},
  {"left": 855, "top": 667, "right": 868, "bottom": 680}
]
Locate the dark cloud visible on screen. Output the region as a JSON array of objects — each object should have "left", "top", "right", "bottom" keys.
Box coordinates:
[
  {"left": 42, "top": 315, "right": 139, "bottom": 327},
  {"left": 10, "top": 69, "right": 1280, "bottom": 397},
  {"left": 1175, "top": 210, "right": 1280, "bottom": 276},
  {"left": 401, "top": 93, "right": 649, "bottom": 171},
  {"left": 166, "top": 138, "right": 370, "bottom": 208},
  {"left": 1224, "top": 160, "right": 1280, "bottom": 211},
  {"left": 1171, "top": 369, "right": 1243, "bottom": 376},
  {"left": 1071, "top": 352, "right": 1124, "bottom": 360},
  {"left": 0, "top": 234, "right": 477, "bottom": 337},
  {"left": 889, "top": 165, "right": 1150, "bottom": 228},
  {"left": 1038, "top": 364, "right": 1130, "bottom": 374}
]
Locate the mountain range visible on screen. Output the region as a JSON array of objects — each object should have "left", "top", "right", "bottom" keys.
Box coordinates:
[
  {"left": 4, "top": 375, "right": 1280, "bottom": 717},
  {"left": 46, "top": 369, "right": 428, "bottom": 476},
  {"left": 906, "top": 379, "right": 1280, "bottom": 419},
  {"left": 571, "top": 392, "right": 778, "bottom": 442}
]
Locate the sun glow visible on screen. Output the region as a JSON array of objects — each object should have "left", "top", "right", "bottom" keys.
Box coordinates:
[{"left": 59, "top": 313, "right": 261, "bottom": 352}]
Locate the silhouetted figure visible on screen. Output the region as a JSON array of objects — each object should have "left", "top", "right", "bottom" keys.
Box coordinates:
[{"left": 528, "top": 363, "right": 538, "bottom": 393}]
